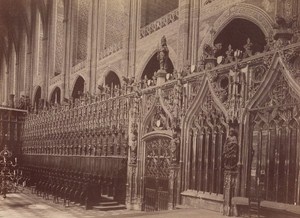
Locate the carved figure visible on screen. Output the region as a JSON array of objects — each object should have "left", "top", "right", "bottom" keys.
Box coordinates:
[
  {"left": 223, "top": 128, "right": 238, "bottom": 170},
  {"left": 225, "top": 44, "right": 234, "bottom": 63},
  {"left": 17, "top": 95, "right": 31, "bottom": 110},
  {"left": 157, "top": 36, "right": 169, "bottom": 70},
  {"left": 273, "top": 15, "right": 296, "bottom": 30},
  {"left": 203, "top": 43, "right": 222, "bottom": 59},
  {"left": 243, "top": 38, "right": 253, "bottom": 58},
  {"left": 264, "top": 37, "right": 274, "bottom": 52},
  {"left": 122, "top": 76, "right": 135, "bottom": 85}
]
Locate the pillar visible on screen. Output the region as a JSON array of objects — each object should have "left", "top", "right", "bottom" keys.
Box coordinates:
[
  {"left": 177, "top": 0, "right": 192, "bottom": 71},
  {"left": 87, "top": 0, "right": 99, "bottom": 94}
]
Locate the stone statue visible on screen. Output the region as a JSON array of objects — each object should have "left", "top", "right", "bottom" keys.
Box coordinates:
[
  {"left": 223, "top": 128, "right": 238, "bottom": 170},
  {"left": 273, "top": 15, "right": 296, "bottom": 30},
  {"left": 157, "top": 36, "right": 169, "bottom": 71},
  {"left": 203, "top": 43, "right": 222, "bottom": 59},
  {"left": 16, "top": 95, "right": 30, "bottom": 110},
  {"left": 243, "top": 38, "right": 253, "bottom": 58},
  {"left": 225, "top": 44, "right": 234, "bottom": 63}
]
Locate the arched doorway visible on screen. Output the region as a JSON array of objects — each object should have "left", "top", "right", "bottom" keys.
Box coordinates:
[
  {"left": 50, "top": 87, "right": 61, "bottom": 105},
  {"left": 141, "top": 53, "right": 174, "bottom": 86},
  {"left": 214, "top": 18, "right": 266, "bottom": 58},
  {"left": 105, "top": 71, "right": 121, "bottom": 88},
  {"left": 33, "top": 86, "right": 41, "bottom": 110},
  {"left": 144, "top": 136, "right": 171, "bottom": 211},
  {"left": 72, "top": 76, "right": 84, "bottom": 99}
]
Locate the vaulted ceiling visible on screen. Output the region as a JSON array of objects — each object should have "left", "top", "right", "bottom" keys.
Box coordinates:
[
  {"left": 0, "top": 0, "right": 52, "bottom": 62},
  {"left": 0, "top": 0, "right": 28, "bottom": 60}
]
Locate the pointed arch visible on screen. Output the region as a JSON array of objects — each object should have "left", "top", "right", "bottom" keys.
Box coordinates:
[
  {"left": 71, "top": 75, "right": 85, "bottom": 99},
  {"left": 49, "top": 86, "right": 61, "bottom": 104},
  {"left": 184, "top": 77, "right": 229, "bottom": 127},
  {"left": 105, "top": 71, "right": 121, "bottom": 88},
  {"left": 181, "top": 77, "right": 228, "bottom": 194},
  {"left": 142, "top": 95, "right": 173, "bottom": 136},
  {"left": 243, "top": 53, "right": 300, "bottom": 204},
  {"left": 33, "top": 86, "right": 42, "bottom": 108},
  {"left": 246, "top": 54, "right": 300, "bottom": 110},
  {"left": 140, "top": 51, "right": 174, "bottom": 81},
  {"left": 136, "top": 44, "right": 177, "bottom": 80}
]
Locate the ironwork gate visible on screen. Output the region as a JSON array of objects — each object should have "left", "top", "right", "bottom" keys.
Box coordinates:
[{"left": 144, "top": 137, "right": 170, "bottom": 211}]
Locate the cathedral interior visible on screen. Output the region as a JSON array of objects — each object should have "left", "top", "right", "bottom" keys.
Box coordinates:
[{"left": 1, "top": 0, "right": 300, "bottom": 217}]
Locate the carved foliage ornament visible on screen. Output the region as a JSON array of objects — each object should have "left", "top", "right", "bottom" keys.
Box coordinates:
[
  {"left": 161, "top": 80, "right": 183, "bottom": 127},
  {"left": 259, "top": 72, "right": 299, "bottom": 108},
  {"left": 192, "top": 91, "right": 225, "bottom": 131}
]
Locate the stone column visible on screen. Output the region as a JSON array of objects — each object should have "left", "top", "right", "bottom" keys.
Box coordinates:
[
  {"left": 87, "top": 0, "right": 99, "bottom": 94},
  {"left": 190, "top": 0, "right": 201, "bottom": 66},
  {"left": 223, "top": 170, "right": 238, "bottom": 216},
  {"left": 42, "top": 35, "right": 49, "bottom": 104},
  {"left": 126, "top": 92, "right": 140, "bottom": 210},
  {"left": 177, "top": 0, "right": 192, "bottom": 71},
  {"left": 223, "top": 127, "right": 239, "bottom": 216},
  {"left": 60, "top": 0, "right": 72, "bottom": 100},
  {"left": 127, "top": 0, "right": 140, "bottom": 79},
  {"left": 4, "top": 70, "right": 8, "bottom": 106}
]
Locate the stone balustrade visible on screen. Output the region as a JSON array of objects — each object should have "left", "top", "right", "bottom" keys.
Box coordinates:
[{"left": 139, "top": 9, "right": 179, "bottom": 39}]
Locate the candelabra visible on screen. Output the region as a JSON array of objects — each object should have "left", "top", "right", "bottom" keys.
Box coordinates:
[{"left": 0, "top": 144, "right": 23, "bottom": 198}]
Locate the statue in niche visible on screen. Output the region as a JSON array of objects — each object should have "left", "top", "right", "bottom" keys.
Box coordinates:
[
  {"left": 223, "top": 128, "right": 239, "bottom": 171},
  {"left": 243, "top": 38, "right": 253, "bottom": 58},
  {"left": 157, "top": 35, "right": 169, "bottom": 71}
]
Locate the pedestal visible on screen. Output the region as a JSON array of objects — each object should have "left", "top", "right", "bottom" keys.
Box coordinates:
[
  {"left": 273, "top": 30, "right": 293, "bottom": 46},
  {"left": 204, "top": 58, "right": 217, "bottom": 70},
  {"left": 223, "top": 170, "right": 237, "bottom": 216},
  {"left": 156, "top": 70, "right": 167, "bottom": 85}
]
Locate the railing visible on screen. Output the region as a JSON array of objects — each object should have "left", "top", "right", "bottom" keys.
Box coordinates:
[
  {"left": 139, "top": 9, "right": 179, "bottom": 39},
  {"left": 50, "top": 73, "right": 63, "bottom": 86},
  {"left": 71, "top": 60, "right": 87, "bottom": 74},
  {"left": 99, "top": 41, "right": 123, "bottom": 60}
]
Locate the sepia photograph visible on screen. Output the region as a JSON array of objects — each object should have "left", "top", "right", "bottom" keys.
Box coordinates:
[{"left": 0, "top": 0, "right": 300, "bottom": 217}]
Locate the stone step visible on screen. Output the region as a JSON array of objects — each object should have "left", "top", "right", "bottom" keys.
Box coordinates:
[
  {"left": 92, "top": 204, "right": 126, "bottom": 211},
  {"left": 100, "top": 195, "right": 114, "bottom": 201},
  {"left": 99, "top": 201, "right": 119, "bottom": 206}
]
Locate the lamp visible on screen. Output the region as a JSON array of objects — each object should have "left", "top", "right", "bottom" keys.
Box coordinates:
[{"left": 0, "top": 144, "right": 23, "bottom": 198}]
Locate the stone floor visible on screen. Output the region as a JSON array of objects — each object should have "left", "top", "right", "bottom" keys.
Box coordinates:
[{"left": 0, "top": 190, "right": 228, "bottom": 218}]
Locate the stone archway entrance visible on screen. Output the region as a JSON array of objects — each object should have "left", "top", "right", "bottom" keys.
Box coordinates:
[{"left": 144, "top": 136, "right": 171, "bottom": 211}]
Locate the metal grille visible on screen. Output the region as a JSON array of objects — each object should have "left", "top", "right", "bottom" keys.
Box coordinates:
[{"left": 144, "top": 137, "right": 170, "bottom": 211}]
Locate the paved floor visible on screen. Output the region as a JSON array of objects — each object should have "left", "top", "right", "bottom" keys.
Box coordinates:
[{"left": 0, "top": 190, "right": 228, "bottom": 218}]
